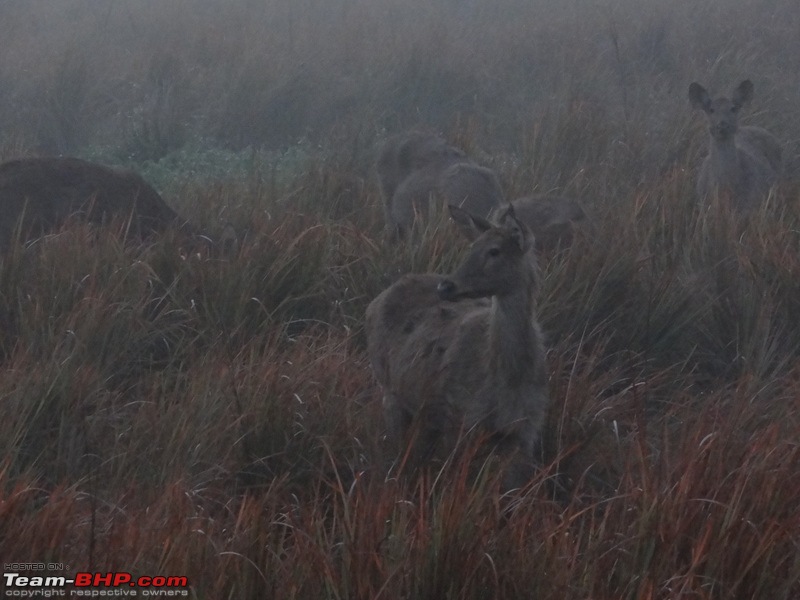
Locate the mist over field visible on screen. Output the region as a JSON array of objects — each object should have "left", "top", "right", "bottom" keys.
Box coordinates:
[
  {"left": 1, "top": 0, "right": 800, "bottom": 598},
  {"left": 2, "top": 0, "right": 798, "bottom": 176}
]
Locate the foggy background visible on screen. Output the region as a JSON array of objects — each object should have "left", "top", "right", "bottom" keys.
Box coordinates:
[{"left": 0, "top": 0, "right": 798, "bottom": 201}]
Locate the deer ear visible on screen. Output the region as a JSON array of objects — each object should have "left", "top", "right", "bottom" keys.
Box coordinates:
[
  {"left": 688, "top": 82, "right": 712, "bottom": 112},
  {"left": 732, "top": 80, "right": 754, "bottom": 108},
  {"left": 449, "top": 204, "right": 491, "bottom": 240},
  {"left": 496, "top": 203, "right": 531, "bottom": 252}
]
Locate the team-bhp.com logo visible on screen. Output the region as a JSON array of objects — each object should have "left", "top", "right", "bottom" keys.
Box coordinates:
[{"left": 3, "top": 570, "right": 189, "bottom": 597}]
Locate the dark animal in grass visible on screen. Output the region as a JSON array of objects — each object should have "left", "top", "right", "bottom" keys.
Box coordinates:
[
  {"left": 376, "top": 131, "right": 466, "bottom": 205},
  {"left": 494, "top": 195, "right": 586, "bottom": 251},
  {"left": 366, "top": 204, "right": 549, "bottom": 489},
  {"left": 0, "top": 157, "right": 191, "bottom": 249},
  {"left": 377, "top": 132, "right": 503, "bottom": 238}
]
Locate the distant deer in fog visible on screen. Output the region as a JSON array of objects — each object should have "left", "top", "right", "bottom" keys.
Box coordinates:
[
  {"left": 689, "top": 80, "right": 782, "bottom": 212},
  {"left": 376, "top": 131, "right": 466, "bottom": 204},
  {"left": 494, "top": 195, "right": 586, "bottom": 251},
  {"left": 377, "top": 132, "right": 503, "bottom": 238},
  {"left": 0, "top": 157, "right": 191, "bottom": 249},
  {"left": 366, "top": 204, "right": 549, "bottom": 489}
]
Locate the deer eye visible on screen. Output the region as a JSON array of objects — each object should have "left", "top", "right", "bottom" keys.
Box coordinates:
[{"left": 487, "top": 247, "right": 501, "bottom": 258}]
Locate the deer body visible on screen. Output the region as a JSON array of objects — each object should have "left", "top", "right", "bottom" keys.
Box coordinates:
[
  {"left": 0, "top": 157, "right": 193, "bottom": 249},
  {"left": 438, "top": 162, "right": 504, "bottom": 219},
  {"left": 376, "top": 131, "right": 465, "bottom": 204},
  {"left": 689, "top": 80, "right": 782, "bottom": 211},
  {"left": 496, "top": 195, "right": 586, "bottom": 251},
  {"left": 377, "top": 132, "right": 503, "bottom": 238},
  {"left": 366, "top": 205, "right": 549, "bottom": 487}
]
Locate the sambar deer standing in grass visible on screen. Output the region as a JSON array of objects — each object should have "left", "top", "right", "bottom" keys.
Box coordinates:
[
  {"left": 366, "top": 204, "right": 549, "bottom": 489},
  {"left": 689, "top": 80, "right": 782, "bottom": 212},
  {"left": 0, "top": 156, "right": 192, "bottom": 250},
  {"left": 376, "top": 132, "right": 503, "bottom": 239}
]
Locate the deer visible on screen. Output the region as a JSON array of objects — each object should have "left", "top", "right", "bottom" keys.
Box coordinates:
[
  {"left": 376, "top": 131, "right": 466, "bottom": 205},
  {"left": 376, "top": 132, "right": 503, "bottom": 238},
  {"left": 0, "top": 156, "right": 193, "bottom": 250},
  {"left": 365, "top": 203, "right": 549, "bottom": 489},
  {"left": 494, "top": 195, "right": 586, "bottom": 251},
  {"left": 688, "top": 80, "right": 782, "bottom": 212}
]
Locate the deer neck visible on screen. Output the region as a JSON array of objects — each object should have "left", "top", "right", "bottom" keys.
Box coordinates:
[
  {"left": 488, "top": 278, "right": 538, "bottom": 387},
  {"left": 708, "top": 134, "right": 744, "bottom": 185}
]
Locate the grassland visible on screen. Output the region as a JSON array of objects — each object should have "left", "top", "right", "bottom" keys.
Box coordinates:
[{"left": 1, "top": 0, "right": 800, "bottom": 598}]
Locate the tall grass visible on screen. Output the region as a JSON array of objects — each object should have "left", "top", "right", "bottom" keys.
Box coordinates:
[{"left": 1, "top": 0, "right": 800, "bottom": 597}]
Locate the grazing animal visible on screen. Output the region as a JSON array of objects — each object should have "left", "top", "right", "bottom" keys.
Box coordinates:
[
  {"left": 438, "top": 162, "right": 504, "bottom": 219},
  {"left": 366, "top": 204, "right": 549, "bottom": 489},
  {"left": 0, "top": 157, "right": 190, "bottom": 249},
  {"left": 494, "top": 195, "right": 586, "bottom": 251},
  {"left": 689, "top": 80, "right": 782, "bottom": 211},
  {"left": 376, "top": 131, "right": 466, "bottom": 204},
  {"left": 376, "top": 132, "right": 503, "bottom": 238}
]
